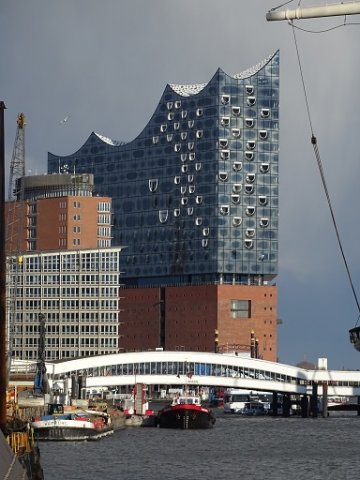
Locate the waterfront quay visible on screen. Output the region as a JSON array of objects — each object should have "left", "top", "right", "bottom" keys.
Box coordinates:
[{"left": 11, "top": 351, "right": 360, "bottom": 419}]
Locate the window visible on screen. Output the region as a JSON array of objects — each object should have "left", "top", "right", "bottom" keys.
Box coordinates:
[
  {"left": 231, "top": 299, "right": 251, "bottom": 318},
  {"left": 221, "top": 150, "right": 230, "bottom": 160},
  {"left": 233, "top": 162, "right": 242, "bottom": 172}
]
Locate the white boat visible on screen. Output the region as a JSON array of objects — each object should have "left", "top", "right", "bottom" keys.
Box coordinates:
[{"left": 31, "top": 403, "right": 113, "bottom": 441}]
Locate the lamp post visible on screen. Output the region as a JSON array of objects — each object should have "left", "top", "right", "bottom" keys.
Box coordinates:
[{"left": 214, "top": 329, "right": 219, "bottom": 353}]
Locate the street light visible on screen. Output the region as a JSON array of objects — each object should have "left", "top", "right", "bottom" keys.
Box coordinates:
[{"left": 214, "top": 329, "right": 219, "bottom": 353}]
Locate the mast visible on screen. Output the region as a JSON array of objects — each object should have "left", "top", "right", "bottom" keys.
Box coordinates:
[
  {"left": 266, "top": 1, "right": 360, "bottom": 21},
  {"left": 0, "top": 101, "right": 7, "bottom": 433}
]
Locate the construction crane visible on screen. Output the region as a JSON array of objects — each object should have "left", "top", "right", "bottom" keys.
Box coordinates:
[
  {"left": 8, "top": 113, "right": 26, "bottom": 201},
  {"left": 266, "top": 1, "right": 360, "bottom": 21},
  {"left": 5, "top": 114, "right": 27, "bottom": 376}
]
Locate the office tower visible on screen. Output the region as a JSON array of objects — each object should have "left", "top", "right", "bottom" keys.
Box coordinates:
[
  {"left": 48, "top": 52, "right": 280, "bottom": 360},
  {"left": 5, "top": 173, "right": 119, "bottom": 361},
  {"left": 6, "top": 173, "right": 112, "bottom": 253},
  {"left": 7, "top": 248, "right": 122, "bottom": 360}
]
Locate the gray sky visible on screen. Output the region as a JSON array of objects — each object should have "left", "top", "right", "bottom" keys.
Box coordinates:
[{"left": 2, "top": 0, "right": 360, "bottom": 369}]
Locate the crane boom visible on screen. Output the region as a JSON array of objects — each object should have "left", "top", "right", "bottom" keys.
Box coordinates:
[
  {"left": 266, "top": 1, "right": 360, "bottom": 21},
  {"left": 8, "top": 113, "right": 26, "bottom": 201}
]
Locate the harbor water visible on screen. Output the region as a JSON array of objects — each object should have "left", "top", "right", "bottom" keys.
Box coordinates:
[{"left": 39, "top": 413, "right": 360, "bottom": 480}]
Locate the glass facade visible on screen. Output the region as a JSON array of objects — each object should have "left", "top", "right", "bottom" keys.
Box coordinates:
[{"left": 48, "top": 52, "right": 279, "bottom": 287}]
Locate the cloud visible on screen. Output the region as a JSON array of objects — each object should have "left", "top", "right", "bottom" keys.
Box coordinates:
[{"left": 2, "top": 0, "right": 360, "bottom": 368}]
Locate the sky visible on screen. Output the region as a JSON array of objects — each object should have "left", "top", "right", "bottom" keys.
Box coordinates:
[{"left": 1, "top": 0, "right": 360, "bottom": 370}]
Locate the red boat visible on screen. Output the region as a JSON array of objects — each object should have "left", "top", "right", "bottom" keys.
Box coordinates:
[{"left": 157, "top": 395, "right": 216, "bottom": 429}]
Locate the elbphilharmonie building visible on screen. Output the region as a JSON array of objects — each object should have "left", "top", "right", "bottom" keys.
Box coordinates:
[{"left": 48, "top": 51, "right": 280, "bottom": 361}]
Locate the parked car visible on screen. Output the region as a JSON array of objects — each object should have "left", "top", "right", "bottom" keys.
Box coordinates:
[{"left": 242, "top": 402, "right": 267, "bottom": 416}]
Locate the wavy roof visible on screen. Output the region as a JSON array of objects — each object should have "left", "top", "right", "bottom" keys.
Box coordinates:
[
  {"left": 169, "top": 52, "right": 277, "bottom": 97},
  {"left": 94, "top": 132, "right": 124, "bottom": 146}
]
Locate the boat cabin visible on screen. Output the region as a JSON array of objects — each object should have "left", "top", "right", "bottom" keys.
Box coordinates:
[{"left": 175, "top": 396, "right": 201, "bottom": 406}]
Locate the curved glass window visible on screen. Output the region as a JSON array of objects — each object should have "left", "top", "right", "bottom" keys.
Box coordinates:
[
  {"left": 246, "top": 206, "right": 256, "bottom": 216},
  {"left": 233, "top": 217, "right": 242, "bottom": 227},
  {"left": 246, "top": 85, "right": 254, "bottom": 95},
  {"left": 160, "top": 124, "right": 167, "bottom": 133},
  {"left": 245, "top": 151, "right": 254, "bottom": 160},
  {"left": 261, "top": 108, "right": 270, "bottom": 118},
  {"left": 246, "top": 173, "right": 255, "bottom": 183},
  {"left": 259, "top": 130, "right": 268, "bottom": 140},
  {"left": 247, "top": 96, "right": 256, "bottom": 106},
  {"left": 232, "top": 128, "right": 241, "bottom": 138},
  {"left": 189, "top": 153, "right": 196, "bottom": 161},
  {"left": 221, "top": 150, "right": 230, "bottom": 160},
  {"left": 246, "top": 228, "right": 255, "bottom": 238},
  {"left": 260, "top": 217, "right": 269, "bottom": 228},
  {"left": 220, "top": 205, "right": 229, "bottom": 215},
  {"left": 245, "top": 184, "right": 254, "bottom": 194},
  {"left": 219, "top": 172, "right": 228, "bottom": 182},
  {"left": 232, "top": 106, "right": 241, "bottom": 116},
  {"left": 149, "top": 179, "right": 158, "bottom": 192},
  {"left": 175, "top": 100, "right": 181, "bottom": 109},
  {"left": 233, "top": 184, "right": 242, "bottom": 193},
  {"left": 221, "top": 117, "right": 230, "bottom": 127},
  {"left": 245, "top": 118, "right": 254, "bottom": 128},
  {"left": 247, "top": 141, "right": 256, "bottom": 150},
  {"left": 159, "top": 210, "right": 168, "bottom": 223},
  {"left": 233, "top": 162, "right": 242, "bottom": 172},
  {"left": 221, "top": 95, "right": 230, "bottom": 105},
  {"left": 231, "top": 195, "right": 240, "bottom": 204},
  {"left": 260, "top": 163, "right": 270, "bottom": 173},
  {"left": 181, "top": 154, "right": 187, "bottom": 162},
  {"left": 244, "top": 239, "right": 254, "bottom": 249},
  {"left": 259, "top": 196, "right": 268, "bottom": 206},
  {"left": 219, "top": 138, "right": 228, "bottom": 148}
]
